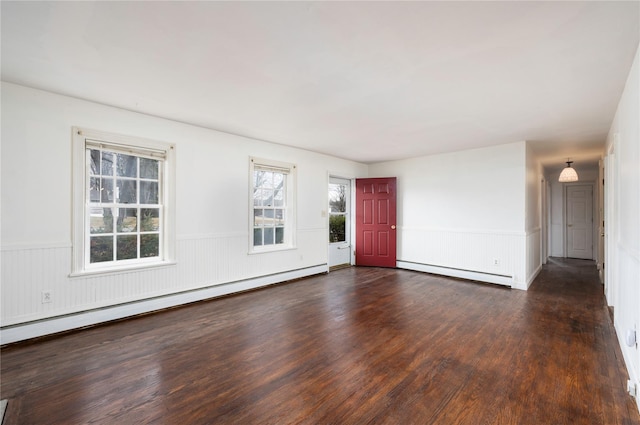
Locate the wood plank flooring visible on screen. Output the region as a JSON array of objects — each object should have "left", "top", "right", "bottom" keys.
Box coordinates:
[{"left": 1, "top": 258, "right": 638, "bottom": 424}]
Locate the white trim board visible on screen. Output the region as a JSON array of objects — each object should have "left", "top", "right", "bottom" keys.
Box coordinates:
[
  {"left": 397, "top": 261, "right": 514, "bottom": 288},
  {"left": 0, "top": 265, "right": 328, "bottom": 345}
]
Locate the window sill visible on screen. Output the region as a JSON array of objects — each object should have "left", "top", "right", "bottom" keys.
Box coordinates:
[
  {"left": 69, "top": 260, "right": 177, "bottom": 278},
  {"left": 248, "top": 245, "right": 297, "bottom": 255}
]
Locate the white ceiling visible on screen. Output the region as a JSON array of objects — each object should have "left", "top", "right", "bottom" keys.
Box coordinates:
[{"left": 2, "top": 1, "right": 639, "bottom": 167}]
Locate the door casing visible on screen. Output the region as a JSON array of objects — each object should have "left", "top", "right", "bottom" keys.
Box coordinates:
[{"left": 328, "top": 176, "right": 352, "bottom": 268}]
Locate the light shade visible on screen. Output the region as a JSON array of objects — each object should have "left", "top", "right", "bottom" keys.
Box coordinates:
[{"left": 558, "top": 161, "right": 579, "bottom": 182}]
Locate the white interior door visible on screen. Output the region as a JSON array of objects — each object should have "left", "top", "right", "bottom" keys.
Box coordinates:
[
  {"left": 566, "top": 184, "right": 593, "bottom": 259},
  {"left": 328, "top": 177, "right": 351, "bottom": 268}
]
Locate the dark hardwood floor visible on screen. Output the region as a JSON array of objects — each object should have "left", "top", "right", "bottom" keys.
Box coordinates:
[{"left": 1, "top": 258, "right": 638, "bottom": 424}]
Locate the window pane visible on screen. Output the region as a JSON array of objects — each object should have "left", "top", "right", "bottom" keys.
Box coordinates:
[
  {"left": 275, "top": 209, "right": 284, "bottom": 225},
  {"left": 329, "top": 215, "right": 346, "bottom": 242},
  {"left": 264, "top": 227, "right": 274, "bottom": 245},
  {"left": 89, "top": 150, "right": 100, "bottom": 176},
  {"left": 262, "top": 189, "right": 274, "bottom": 207},
  {"left": 329, "top": 183, "right": 347, "bottom": 213},
  {"left": 253, "top": 228, "right": 263, "bottom": 246},
  {"left": 101, "top": 178, "right": 114, "bottom": 202},
  {"left": 273, "top": 190, "right": 284, "bottom": 207},
  {"left": 253, "top": 189, "right": 263, "bottom": 207},
  {"left": 90, "top": 236, "right": 113, "bottom": 263},
  {"left": 141, "top": 208, "right": 160, "bottom": 231},
  {"left": 117, "top": 179, "right": 137, "bottom": 203},
  {"left": 273, "top": 173, "right": 284, "bottom": 190},
  {"left": 254, "top": 209, "right": 264, "bottom": 226},
  {"left": 140, "top": 158, "right": 158, "bottom": 179},
  {"left": 90, "top": 208, "right": 114, "bottom": 234},
  {"left": 275, "top": 227, "right": 284, "bottom": 244},
  {"left": 117, "top": 208, "right": 138, "bottom": 233},
  {"left": 140, "top": 181, "right": 158, "bottom": 204},
  {"left": 117, "top": 235, "right": 137, "bottom": 260},
  {"left": 117, "top": 154, "right": 137, "bottom": 177},
  {"left": 264, "top": 209, "right": 275, "bottom": 220},
  {"left": 90, "top": 177, "right": 101, "bottom": 203},
  {"left": 101, "top": 152, "right": 114, "bottom": 176},
  {"left": 258, "top": 171, "right": 274, "bottom": 189},
  {"left": 141, "top": 234, "right": 159, "bottom": 258},
  {"left": 254, "top": 171, "right": 267, "bottom": 188}
]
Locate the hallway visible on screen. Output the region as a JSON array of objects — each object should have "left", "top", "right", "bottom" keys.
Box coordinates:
[{"left": 1, "top": 259, "right": 638, "bottom": 424}]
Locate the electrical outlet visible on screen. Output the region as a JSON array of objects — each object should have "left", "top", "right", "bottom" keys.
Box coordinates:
[
  {"left": 41, "top": 291, "right": 52, "bottom": 304},
  {"left": 493, "top": 259, "right": 500, "bottom": 266}
]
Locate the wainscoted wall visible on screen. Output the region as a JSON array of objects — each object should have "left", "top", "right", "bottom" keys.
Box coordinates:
[
  {"left": 1, "top": 83, "right": 368, "bottom": 343},
  {"left": 1, "top": 229, "right": 327, "bottom": 329},
  {"left": 605, "top": 44, "right": 639, "bottom": 411},
  {"left": 176, "top": 228, "right": 327, "bottom": 293},
  {"left": 397, "top": 227, "right": 519, "bottom": 285},
  {"left": 396, "top": 227, "right": 541, "bottom": 290},
  {"left": 615, "top": 244, "right": 640, "bottom": 402},
  {"left": 1, "top": 83, "right": 546, "bottom": 344},
  {"left": 369, "top": 141, "right": 541, "bottom": 291}
]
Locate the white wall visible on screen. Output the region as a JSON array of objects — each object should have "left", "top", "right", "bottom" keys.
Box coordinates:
[
  {"left": 525, "top": 142, "right": 543, "bottom": 282},
  {"left": 605, "top": 44, "right": 640, "bottom": 410},
  {"left": 368, "top": 141, "right": 537, "bottom": 289},
  {"left": 1, "top": 83, "right": 368, "bottom": 340}
]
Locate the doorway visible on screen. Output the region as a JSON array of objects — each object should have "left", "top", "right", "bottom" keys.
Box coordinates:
[
  {"left": 328, "top": 177, "right": 351, "bottom": 269},
  {"left": 566, "top": 184, "right": 594, "bottom": 259}
]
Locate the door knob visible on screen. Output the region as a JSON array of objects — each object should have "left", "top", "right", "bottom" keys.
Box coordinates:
[{"left": 391, "top": 225, "right": 396, "bottom": 230}]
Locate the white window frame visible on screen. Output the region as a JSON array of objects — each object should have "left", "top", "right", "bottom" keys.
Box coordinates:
[
  {"left": 71, "top": 127, "right": 176, "bottom": 276},
  {"left": 249, "top": 157, "right": 297, "bottom": 253}
]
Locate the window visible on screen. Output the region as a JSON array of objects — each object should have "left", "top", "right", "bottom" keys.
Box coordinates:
[
  {"left": 250, "top": 157, "right": 296, "bottom": 252},
  {"left": 72, "top": 128, "right": 175, "bottom": 275}
]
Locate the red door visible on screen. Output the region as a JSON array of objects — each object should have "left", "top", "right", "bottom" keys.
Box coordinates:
[{"left": 355, "top": 177, "right": 397, "bottom": 267}]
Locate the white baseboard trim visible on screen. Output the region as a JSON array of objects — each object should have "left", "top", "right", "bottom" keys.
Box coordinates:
[
  {"left": 397, "top": 261, "right": 513, "bottom": 288},
  {"left": 0, "top": 264, "right": 328, "bottom": 345}
]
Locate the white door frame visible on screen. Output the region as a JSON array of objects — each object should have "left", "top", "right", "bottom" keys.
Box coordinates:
[{"left": 327, "top": 175, "right": 354, "bottom": 269}]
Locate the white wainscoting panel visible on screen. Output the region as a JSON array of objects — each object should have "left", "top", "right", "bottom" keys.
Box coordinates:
[
  {"left": 1, "top": 229, "right": 328, "bottom": 333},
  {"left": 615, "top": 242, "right": 640, "bottom": 410},
  {"left": 397, "top": 227, "right": 529, "bottom": 290}
]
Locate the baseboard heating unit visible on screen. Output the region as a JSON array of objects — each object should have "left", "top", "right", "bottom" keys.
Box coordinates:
[{"left": 397, "top": 261, "right": 513, "bottom": 288}]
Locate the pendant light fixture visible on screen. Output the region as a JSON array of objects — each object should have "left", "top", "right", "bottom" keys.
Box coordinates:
[{"left": 558, "top": 159, "right": 578, "bottom": 182}]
